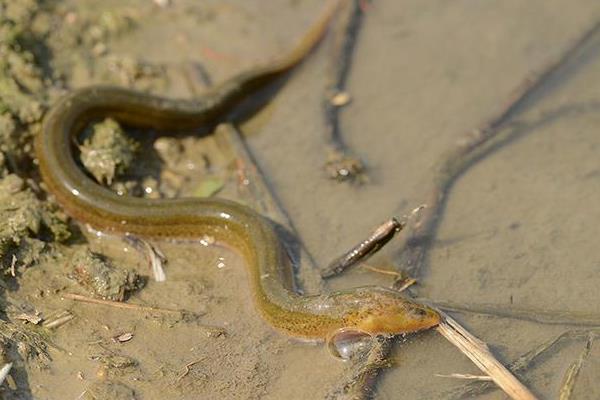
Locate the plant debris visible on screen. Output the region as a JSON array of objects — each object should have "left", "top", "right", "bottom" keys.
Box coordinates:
[
  {"left": 0, "top": 319, "right": 51, "bottom": 367},
  {"left": 79, "top": 118, "right": 139, "bottom": 185},
  {"left": 14, "top": 312, "right": 42, "bottom": 325},
  {"left": 96, "top": 352, "right": 137, "bottom": 371},
  {"left": 68, "top": 248, "right": 143, "bottom": 301},
  {"left": 112, "top": 332, "right": 133, "bottom": 343},
  {"left": 41, "top": 310, "right": 74, "bottom": 329}
]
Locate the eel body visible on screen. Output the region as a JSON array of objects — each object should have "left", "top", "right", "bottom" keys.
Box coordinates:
[{"left": 35, "top": 0, "right": 440, "bottom": 341}]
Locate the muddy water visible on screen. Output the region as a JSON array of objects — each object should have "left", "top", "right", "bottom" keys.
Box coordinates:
[{"left": 10, "top": 0, "right": 600, "bottom": 399}]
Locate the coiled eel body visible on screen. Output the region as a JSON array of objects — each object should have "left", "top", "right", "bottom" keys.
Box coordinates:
[{"left": 35, "top": 0, "right": 439, "bottom": 341}]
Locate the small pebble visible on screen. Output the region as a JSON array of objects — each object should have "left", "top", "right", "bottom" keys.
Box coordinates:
[{"left": 330, "top": 91, "right": 352, "bottom": 107}]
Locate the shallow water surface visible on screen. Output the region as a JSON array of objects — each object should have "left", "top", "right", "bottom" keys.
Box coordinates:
[{"left": 8, "top": 0, "right": 600, "bottom": 399}]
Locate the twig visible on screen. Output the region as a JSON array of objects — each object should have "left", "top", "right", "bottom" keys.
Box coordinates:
[
  {"left": 323, "top": 0, "right": 366, "bottom": 182},
  {"left": 436, "top": 313, "right": 538, "bottom": 400},
  {"left": 395, "top": 19, "right": 600, "bottom": 282},
  {"left": 422, "top": 298, "right": 600, "bottom": 327},
  {"left": 559, "top": 333, "right": 594, "bottom": 400},
  {"left": 61, "top": 293, "right": 188, "bottom": 315},
  {"left": 322, "top": 206, "right": 424, "bottom": 278},
  {"left": 321, "top": 218, "right": 405, "bottom": 278}
]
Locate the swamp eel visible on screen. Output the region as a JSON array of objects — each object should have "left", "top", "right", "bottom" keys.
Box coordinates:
[{"left": 35, "top": 0, "right": 440, "bottom": 342}]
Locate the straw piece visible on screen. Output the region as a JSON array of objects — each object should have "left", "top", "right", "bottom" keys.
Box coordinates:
[
  {"left": 62, "top": 292, "right": 185, "bottom": 314},
  {"left": 436, "top": 313, "right": 538, "bottom": 400},
  {"left": 0, "top": 363, "right": 12, "bottom": 386},
  {"left": 435, "top": 373, "right": 493, "bottom": 381}
]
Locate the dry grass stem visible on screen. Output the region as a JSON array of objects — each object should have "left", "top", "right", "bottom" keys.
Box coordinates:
[
  {"left": 360, "top": 264, "right": 402, "bottom": 277},
  {"left": 62, "top": 293, "right": 186, "bottom": 314},
  {"left": 42, "top": 311, "right": 75, "bottom": 329},
  {"left": 558, "top": 334, "right": 594, "bottom": 400},
  {"left": 10, "top": 255, "right": 16, "bottom": 277},
  {"left": 436, "top": 313, "right": 538, "bottom": 400},
  {"left": 393, "top": 277, "right": 417, "bottom": 293},
  {"left": 435, "top": 373, "right": 493, "bottom": 381},
  {"left": 0, "top": 363, "right": 12, "bottom": 386}
]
